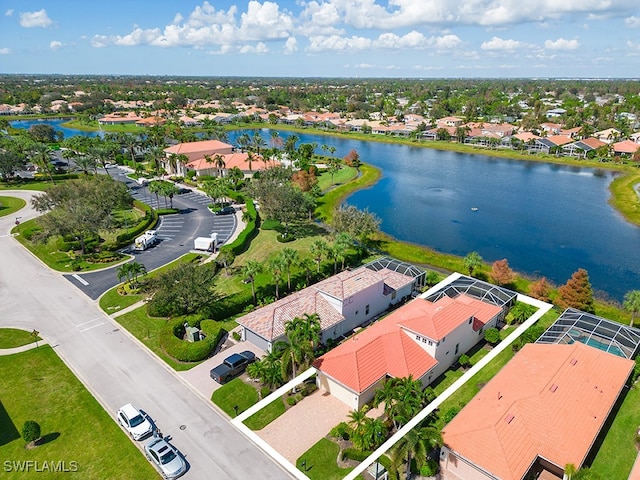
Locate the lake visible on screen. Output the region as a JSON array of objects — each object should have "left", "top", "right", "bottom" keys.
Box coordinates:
[{"left": 11, "top": 121, "right": 640, "bottom": 301}]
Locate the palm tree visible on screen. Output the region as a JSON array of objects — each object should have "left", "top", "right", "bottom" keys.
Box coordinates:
[
  {"left": 374, "top": 377, "right": 398, "bottom": 422},
  {"left": 116, "top": 262, "right": 133, "bottom": 284},
  {"left": 213, "top": 153, "right": 226, "bottom": 177},
  {"left": 236, "top": 132, "right": 251, "bottom": 152},
  {"left": 216, "top": 249, "right": 235, "bottom": 276},
  {"left": 298, "top": 257, "right": 315, "bottom": 286},
  {"left": 270, "top": 130, "right": 281, "bottom": 149},
  {"left": 624, "top": 290, "right": 640, "bottom": 326},
  {"left": 333, "top": 232, "right": 352, "bottom": 271},
  {"left": 129, "top": 262, "right": 147, "bottom": 286},
  {"left": 390, "top": 425, "right": 442, "bottom": 479},
  {"left": 279, "top": 247, "right": 299, "bottom": 291},
  {"left": 268, "top": 256, "right": 286, "bottom": 299},
  {"left": 463, "top": 251, "right": 483, "bottom": 276},
  {"left": 310, "top": 239, "right": 328, "bottom": 273},
  {"left": 347, "top": 408, "right": 369, "bottom": 449},
  {"left": 250, "top": 132, "right": 267, "bottom": 156},
  {"left": 242, "top": 260, "right": 263, "bottom": 305},
  {"left": 245, "top": 150, "right": 255, "bottom": 172}
]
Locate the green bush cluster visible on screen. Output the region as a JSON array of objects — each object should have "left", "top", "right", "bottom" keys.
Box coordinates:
[
  {"left": 329, "top": 421, "right": 350, "bottom": 441},
  {"left": 419, "top": 459, "right": 439, "bottom": 477},
  {"left": 114, "top": 200, "right": 158, "bottom": 248},
  {"left": 22, "top": 420, "right": 41, "bottom": 444},
  {"left": 260, "top": 219, "right": 281, "bottom": 230},
  {"left": 220, "top": 199, "right": 259, "bottom": 256},
  {"left": 159, "top": 318, "right": 226, "bottom": 363},
  {"left": 85, "top": 251, "right": 124, "bottom": 264},
  {"left": 342, "top": 448, "right": 371, "bottom": 462}
]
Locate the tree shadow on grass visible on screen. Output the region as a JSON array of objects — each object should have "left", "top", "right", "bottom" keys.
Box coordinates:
[
  {"left": 36, "top": 432, "right": 60, "bottom": 446},
  {"left": 0, "top": 400, "right": 20, "bottom": 446}
]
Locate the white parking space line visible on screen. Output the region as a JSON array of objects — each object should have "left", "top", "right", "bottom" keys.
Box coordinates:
[{"left": 72, "top": 273, "right": 89, "bottom": 286}]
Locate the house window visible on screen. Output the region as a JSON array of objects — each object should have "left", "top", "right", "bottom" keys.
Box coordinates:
[
  {"left": 365, "top": 304, "right": 370, "bottom": 315},
  {"left": 422, "top": 338, "right": 427, "bottom": 343},
  {"left": 428, "top": 340, "right": 433, "bottom": 346},
  {"left": 468, "top": 318, "right": 472, "bottom": 325},
  {"left": 355, "top": 310, "right": 359, "bottom": 315},
  {"left": 442, "top": 336, "right": 446, "bottom": 342},
  {"left": 479, "top": 328, "right": 483, "bottom": 335},
  {"left": 391, "top": 291, "right": 396, "bottom": 300},
  {"left": 455, "top": 343, "right": 459, "bottom": 355},
  {"left": 416, "top": 335, "right": 421, "bottom": 341}
]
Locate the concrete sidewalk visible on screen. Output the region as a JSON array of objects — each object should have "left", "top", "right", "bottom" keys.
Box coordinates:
[{"left": 0, "top": 341, "right": 46, "bottom": 356}]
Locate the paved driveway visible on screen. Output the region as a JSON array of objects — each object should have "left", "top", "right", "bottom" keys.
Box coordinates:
[
  {"left": 179, "top": 336, "right": 266, "bottom": 402},
  {"left": 256, "top": 390, "right": 352, "bottom": 464}
]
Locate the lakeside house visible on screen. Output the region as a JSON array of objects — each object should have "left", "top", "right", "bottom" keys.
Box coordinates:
[
  {"left": 440, "top": 309, "right": 640, "bottom": 480},
  {"left": 236, "top": 258, "right": 426, "bottom": 353},
  {"left": 313, "top": 274, "right": 516, "bottom": 409}
]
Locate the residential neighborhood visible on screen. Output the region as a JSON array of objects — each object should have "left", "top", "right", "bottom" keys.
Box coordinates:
[{"left": 2, "top": 74, "right": 640, "bottom": 480}]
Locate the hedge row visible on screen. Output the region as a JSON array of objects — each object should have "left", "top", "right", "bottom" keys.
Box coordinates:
[
  {"left": 219, "top": 198, "right": 259, "bottom": 256},
  {"left": 159, "top": 318, "right": 227, "bottom": 363},
  {"left": 114, "top": 200, "right": 158, "bottom": 247}
]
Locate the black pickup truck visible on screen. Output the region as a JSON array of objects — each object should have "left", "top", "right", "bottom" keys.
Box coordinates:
[{"left": 209, "top": 351, "right": 256, "bottom": 384}]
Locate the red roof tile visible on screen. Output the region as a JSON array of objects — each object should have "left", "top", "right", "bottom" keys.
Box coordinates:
[{"left": 442, "top": 342, "right": 633, "bottom": 480}]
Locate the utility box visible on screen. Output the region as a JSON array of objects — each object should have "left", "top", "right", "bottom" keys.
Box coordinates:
[
  {"left": 186, "top": 326, "right": 200, "bottom": 342},
  {"left": 194, "top": 233, "right": 217, "bottom": 252}
]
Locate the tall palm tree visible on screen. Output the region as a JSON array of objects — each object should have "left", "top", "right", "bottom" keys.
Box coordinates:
[
  {"left": 236, "top": 132, "right": 251, "bottom": 152},
  {"left": 298, "top": 257, "right": 315, "bottom": 286},
  {"left": 623, "top": 290, "right": 640, "bottom": 326},
  {"left": 245, "top": 150, "right": 255, "bottom": 172},
  {"left": 213, "top": 153, "right": 226, "bottom": 177},
  {"left": 268, "top": 256, "right": 286, "bottom": 299},
  {"left": 463, "top": 251, "right": 483, "bottom": 276},
  {"left": 251, "top": 132, "right": 267, "bottom": 156},
  {"left": 242, "top": 260, "right": 263, "bottom": 305},
  {"left": 390, "top": 425, "right": 442, "bottom": 479},
  {"left": 279, "top": 247, "right": 299, "bottom": 291},
  {"left": 310, "top": 239, "right": 328, "bottom": 273}
]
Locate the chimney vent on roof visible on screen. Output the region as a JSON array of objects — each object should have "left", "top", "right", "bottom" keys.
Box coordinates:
[
  {"left": 505, "top": 414, "right": 515, "bottom": 424},
  {"left": 570, "top": 358, "right": 578, "bottom": 366},
  {"left": 550, "top": 384, "right": 558, "bottom": 393}
]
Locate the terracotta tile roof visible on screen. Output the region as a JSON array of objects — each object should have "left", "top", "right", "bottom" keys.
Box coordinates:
[
  {"left": 442, "top": 342, "right": 633, "bottom": 480},
  {"left": 237, "top": 266, "right": 413, "bottom": 342},
  {"left": 314, "top": 316, "right": 438, "bottom": 393},
  {"left": 392, "top": 295, "right": 501, "bottom": 341},
  {"left": 186, "top": 152, "right": 279, "bottom": 172},
  {"left": 513, "top": 132, "right": 540, "bottom": 142},
  {"left": 545, "top": 135, "right": 573, "bottom": 146},
  {"left": 579, "top": 137, "right": 606, "bottom": 150},
  {"left": 164, "top": 140, "right": 233, "bottom": 157},
  {"left": 613, "top": 140, "right": 640, "bottom": 154}
]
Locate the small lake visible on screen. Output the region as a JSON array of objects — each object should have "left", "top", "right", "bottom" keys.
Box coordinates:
[{"left": 12, "top": 121, "right": 640, "bottom": 301}]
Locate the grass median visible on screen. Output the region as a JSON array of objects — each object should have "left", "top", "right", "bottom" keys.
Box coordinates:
[{"left": 0, "top": 346, "right": 157, "bottom": 480}]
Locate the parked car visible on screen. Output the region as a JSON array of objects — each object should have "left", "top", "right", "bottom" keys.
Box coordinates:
[
  {"left": 144, "top": 436, "right": 187, "bottom": 479},
  {"left": 116, "top": 403, "right": 154, "bottom": 440},
  {"left": 176, "top": 187, "right": 191, "bottom": 194},
  {"left": 209, "top": 351, "right": 256, "bottom": 384},
  {"left": 214, "top": 205, "right": 235, "bottom": 215}
]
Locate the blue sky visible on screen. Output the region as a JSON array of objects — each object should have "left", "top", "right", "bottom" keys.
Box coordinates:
[{"left": 1, "top": 0, "right": 639, "bottom": 78}]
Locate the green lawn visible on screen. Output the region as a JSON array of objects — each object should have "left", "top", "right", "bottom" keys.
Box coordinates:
[
  {"left": 0, "top": 196, "right": 26, "bottom": 217},
  {"left": 297, "top": 438, "right": 354, "bottom": 480},
  {"left": 0, "top": 328, "right": 40, "bottom": 349},
  {"left": 244, "top": 397, "right": 286, "bottom": 430},
  {"left": 0, "top": 347, "right": 158, "bottom": 480},
  {"left": 211, "top": 378, "right": 259, "bottom": 417},
  {"left": 590, "top": 383, "right": 640, "bottom": 479},
  {"left": 316, "top": 166, "right": 357, "bottom": 192}
]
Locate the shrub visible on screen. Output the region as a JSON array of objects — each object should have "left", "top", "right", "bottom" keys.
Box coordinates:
[
  {"left": 342, "top": 448, "right": 372, "bottom": 462},
  {"left": 222, "top": 199, "right": 258, "bottom": 255},
  {"left": 484, "top": 327, "right": 501, "bottom": 345},
  {"left": 458, "top": 354, "right": 470, "bottom": 368},
  {"left": 419, "top": 459, "right": 439, "bottom": 477},
  {"left": 329, "top": 422, "right": 350, "bottom": 441},
  {"left": 441, "top": 407, "right": 459, "bottom": 424},
  {"left": 260, "top": 386, "right": 272, "bottom": 399},
  {"left": 276, "top": 233, "right": 295, "bottom": 243},
  {"left": 232, "top": 331, "right": 241, "bottom": 341},
  {"left": 286, "top": 396, "right": 297, "bottom": 406},
  {"left": 159, "top": 318, "right": 226, "bottom": 363},
  {"left": 22, "top": 420, "right": 41, "bottom": 444}
]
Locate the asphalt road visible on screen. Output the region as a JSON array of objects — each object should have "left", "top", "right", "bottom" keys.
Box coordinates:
[
  {"left": 64, "top": 168, "right": 237, "bottom": 299},
  {"left": 0, "top": 190, "right": 290, "bottom": 480}
]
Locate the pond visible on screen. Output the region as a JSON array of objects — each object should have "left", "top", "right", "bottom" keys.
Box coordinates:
[{"left": 12, "top": 121, "right": 640, "bottom": 301}]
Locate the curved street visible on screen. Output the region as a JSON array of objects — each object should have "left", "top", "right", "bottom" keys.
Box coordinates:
[{"left": 0, "top": 190, "right": 290, "bottom": 480}]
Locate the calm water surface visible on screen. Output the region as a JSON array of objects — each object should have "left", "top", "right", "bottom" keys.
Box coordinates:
[{"left": 12, "top": 121, "right": 640, "bottom": 301}]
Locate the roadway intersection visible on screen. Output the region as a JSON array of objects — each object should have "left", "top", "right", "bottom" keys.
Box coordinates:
[{"left": 0, "top": 189, "right": 290, "bottom": 480}]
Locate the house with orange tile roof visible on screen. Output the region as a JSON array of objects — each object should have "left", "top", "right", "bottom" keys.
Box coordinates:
[
  {"left": 440, "top": 331, "right": 636, "bottom": 479},
  {"left": 314, "top": 293, "right": 503, "bottom": 409},
  {"left": 98, "top": 112, "right": 142, "bottom": 125},
  {"left": 163, "top": 140, "right": 234, "bottom": 176},
  {"left": 237, "top": 258, "right": 425, "bottom": 354},
  {"left": 594, "top": 127, "right": 621, "bottom": 144},
  {"left": 613, "top": 139, "right": 640, "bottom": 156}
]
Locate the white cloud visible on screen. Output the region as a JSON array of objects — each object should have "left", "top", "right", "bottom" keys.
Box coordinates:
[
  {"left": 5, "top": 9, "right": 13, "bottom": 16},
  {"left": 307, "top": 31, "right": 460, "bottom": 52},
  {"left": 238, "top": 42, "right": 268, "bottom": 54},
  {"left": 0, "top": 47, "right": 10, "bottom": 54},
  {"left": 284, "top": 36, "right": 297, "bottom": 54},
  {"left": 316, "top": 0, "right": 637, "bottom": 29},
  {"left": 544, "top": 37, "right": 580, "bottom": 50},
  {"left": 625, "top": 16, "right": 640, "bottom": 28},
  {"left": 481, "top": 36, "right": 523, "bottom": 50},
  {"left": 91, "top": 1, "right": 292, "bottom": 49},
  {"left": 19, "top": 9, "right": 52, "bottom": 28},
  {"left": 50, "top": 40, "right": 64, "bottom": 50}
]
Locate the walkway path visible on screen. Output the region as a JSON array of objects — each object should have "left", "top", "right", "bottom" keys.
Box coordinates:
[{"left": 0, "top": 340, "right": 47, "bottom": 356}]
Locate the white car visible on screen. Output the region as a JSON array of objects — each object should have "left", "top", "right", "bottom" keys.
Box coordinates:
[{"left": 116, "top": 403, "right": 153, "bottom": 440}]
